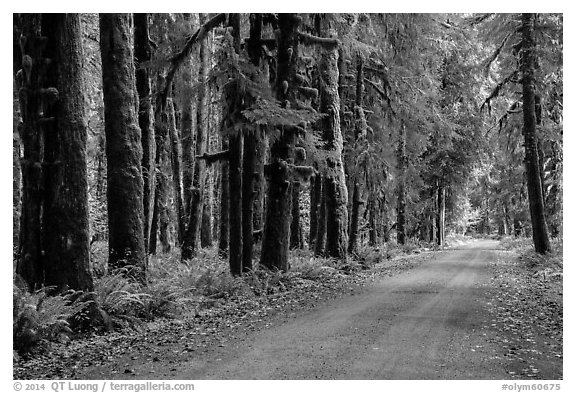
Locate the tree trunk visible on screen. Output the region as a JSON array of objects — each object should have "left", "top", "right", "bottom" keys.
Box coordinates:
[
  {"left": 225, "top": 13, "right": 244, "bottom": 276},
  {"left": 200, "top": 167, "right": 213, "bottom": 248},
  {"left": 290, "top": 182, "right": 303, "bottom": 249},
  {"left": 260, "top": 13, "right": 300, "bottom": 271},
  {"left": 181, "top": 13, "right": 199, "bottom": 216},
  {"left": 219, "top": 138, "right": 230, "bottom": 258},
  {"left": 396, "top": 123, "right": 407, "bottom": 245},
  {"left": 368, "top": 195, "right": 377, "bottom": 247},
  {"left": 252, "top": 129, "right": 267, "bottom": 236},
  {"left": 520, "top": 13, "right": 551, "bottom": 254},
  {"left": 40, "top": 14, "right": 94, "bottom": 291},
  {"left": 436, "top": 181, "right": 445, "bottom": 246},
  {"left": 154, "top": 75, "right": 172, "bottom": 253},
  {"left": 348, "top": 182, "right": 361, "bottom": 253},
  {"left": 241, "top": 13, "right": 265, "bottom": 270},
  {"left": 16, "top": 14, "right": 44, "bottom": 290},
  {"left": 315, "top": 176, "right": 327, "bottom": 256},
  {"left": 13, "top": 77, "right": 22, "bottom": 257},
  {"left": 309, "top": 173, "right": 321, "bottom": 248},
  {"left": 134, "top": 13, "right": 156, "bottom": 255},
  {"left": 182, "top": 13, "right": 210, "bottom": 260},
  {"left": 318, "top": 22, "right": 348, "bottom": 259},
  {"left": 167, "top": 97, "right": 185, "bottom": 244},
  {"left": 248, "top": 14, "right": 267, "bottom": 244},
  {"left": 100, "top": 13, "right": 146, "bottom": 281}
]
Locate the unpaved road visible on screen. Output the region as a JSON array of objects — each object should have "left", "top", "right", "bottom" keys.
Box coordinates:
[{"left": 81, "top": 239, "right": 512, "bottom": 379}]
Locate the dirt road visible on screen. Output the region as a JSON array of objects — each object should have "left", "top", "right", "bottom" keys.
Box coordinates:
[{"left": 166, "top": 239, "right": 508, "bottom": 379}]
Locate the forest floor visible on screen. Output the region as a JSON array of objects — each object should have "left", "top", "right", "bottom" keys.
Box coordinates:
[{"left": 14, "top": 238, "right": 562, "bottom": 380}]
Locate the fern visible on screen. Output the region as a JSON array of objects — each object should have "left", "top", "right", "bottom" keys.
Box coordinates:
[{"left": 13, "top": 285, "right": 91, "bottom": 353}]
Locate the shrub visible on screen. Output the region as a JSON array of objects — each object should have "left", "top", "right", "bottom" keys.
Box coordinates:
[
  {"left": 92, "top": 267, "right": 150, "bottom": 328},
  {"left": 13, "top": 285, "right": 90, "bottom": 353}
]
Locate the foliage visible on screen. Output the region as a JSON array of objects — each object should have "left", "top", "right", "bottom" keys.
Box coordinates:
[{"left": 13, "top": 284, "right": 90, "bottom": 353}]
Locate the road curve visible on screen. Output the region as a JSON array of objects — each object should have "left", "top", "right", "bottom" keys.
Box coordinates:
[{"left": 173, "top": 239, "right": 508, "bottom": 379}]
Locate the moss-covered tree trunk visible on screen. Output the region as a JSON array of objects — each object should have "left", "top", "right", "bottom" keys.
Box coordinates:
[
  {"left": 315, "top": 177, "right": 327, "bottom": 256},
  {"left": 520, "top": 13, "right": 551, "bottom": 254},
  {"left": 260, "top": 13, "right": 300, "bottom": 271},
  {"left": 153, "top": 73, "right": 173, "bottom": 254},
  {"left": 290, "top": 182, "right": 303, "bottom": 249},
  {"left": 348, "top": 182, "right": 361, "bottom": 253},
  {"left": 241, "top": 13, "right": 265, "bottom": 272},
  {"left": 40, "top": 14, "right": 94, "bottom": 291},
  {"left": 181, "top": 13, "right": 199, "bottom": 216},
  {"left": 167, "top": 97, "right": 185, "bottom": 244},
  {"left": 396, "top": 123, "right": 407, "bottom": 245},
  {"left": 16, "top": 14, "right": 44, "bottom": 290},
  {"left": 134, "top": 13, "right": 156, "bottom": 255},
  {"left": 13, "top": 77, "right": 22, "bottom": 257},
  {"left": 201, "top": 167, "right": 213, "bottom": 248},
  {"left": 436, "top": 181, "right": 445, "bottom": 246},
  {"left": 224, "top": 13, "right": 244, "bottom": 276},
  {"left": 318, "top": 27, "right": 348, "bottom": 259},
  {"left": 100, "top": 13, "right": 146, "bottom": 281},
  {"left": 182, "top": 14, "right": 210, "bottom": 260},
  {"left": 348, "top": 56, "right": 367, "bottom": 254},
  {"left": 368, "top": 195, "right": 377, "bottom": 246},
  {"left": 218, "top": 137, "right": 230, "bottom": 258},
  {"left": 309, "top": 173, "right": 321, "bottom": 248}
]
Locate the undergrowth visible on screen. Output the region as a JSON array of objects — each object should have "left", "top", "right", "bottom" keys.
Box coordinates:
[{"left": 14, "top": 242, "right": 426, "bottom": 355}]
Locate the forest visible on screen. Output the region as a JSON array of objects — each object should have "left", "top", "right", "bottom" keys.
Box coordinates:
[{"left": 13, "top": 13, "right": 562, "bottom": 381}]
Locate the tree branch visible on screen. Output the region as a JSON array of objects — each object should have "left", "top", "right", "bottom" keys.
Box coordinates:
[
  {"left": 160, "top": 13, "right": 228, "bottom": 109},
  {"left": 480, "top": 71, "right": 519, "bottom": 113},
  {"left": 298, "top": 32, "right": 339, "bottom": 49},
  {"left": 196, "top": 149, "right": 230, "bottom": 165}
]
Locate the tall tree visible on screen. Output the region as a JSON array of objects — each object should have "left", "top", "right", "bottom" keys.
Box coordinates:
[
  {"left": 260, "top": 14, "right": 300, "bottom": 271},
  {"left": 15, "top": 14, "right": 44, "bottom": 290},
  {"left": 226, "top": 13, "right": 244, "bottom": 276},
  {"left": 241, "top": 13, "right": 265, "bottom": 271},
  {"left": 396, "top": 122, "right": 407, "bottom": 245},
  {"left": 41, "top": 14, "right": 93, "bottom": 290},
  {"left": 520, "top": 13, "right": 551, "bottom": 254},
  {"left": 318, "top": 17, "right": 348, "bottom": 259},
  {"left": 182, "top": 13, "right": 211, "bottom": 260},
  {"left": 133, "top": 13, "right": 156, "bottom": 254},
  {"left": 99, "top": 13, "right": 146, "bottom": 281}
]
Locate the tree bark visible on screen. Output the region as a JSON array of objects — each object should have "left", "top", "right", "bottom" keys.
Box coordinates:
[
  {"left": 520, "top": 13, "right": 551, "bottom": 254},
  {"left": 309, "top": 173, "right": 321, "bottom": 248},
  {"left": 200, "top": 167, "right": 213, "bottom": 248},
  {"left": 368, "top": 195, "right": 377, "bottom": 246},
  {"left": 13, "top": 77, "right": 22, "bottom": 257},
  {"left": 315, "top": 176, "right": 327, "bottom": 256},
  {"left": 167, "top": 97, "right": 185, "bottom": 244},
  {"left": 134, "top": 13, "right": 156, "bottom": 255},
  {"left": 181, "top": 13, "right": 199, "bottom": 216},
  {"left": 40, "top": 14, "right": 94, "bottom": 291},
  {"left": 16, "top": 14, "right": 44, "bottom": 290},
  {"left": 396, "top": 123, "right": 407, "bottom": 245},
  {"left": 241, "top": 13, "right": 265, "bottom": 271},
  {"left": 225, "top": 13, "right": 244, "bottom": 276},
  {"left": 260, "top": 13, "right": 300, "bottom": 271},
  {"left": 348, "top": 182, "right": 361, "bottom": 253},
  {"left": 290, "top": 182, "right": 303, "bottom": 249},
  {"left": 100, "top": 13, "right": 146, "bottom": 281},
  {"left": 154, "top": 73, "right": 172, "bottom": 254},
  {"left": 182, "top": 13, "right": 210, "bottom": 260},
  {"left": 436, "top": 181, "right": 445, "bottom": 246},
  {"left": 218, "top": 138, "right": 230, "bottom": 257},
  {"left": 319, "top": 29, "right": 348, "bottom": 259}
]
